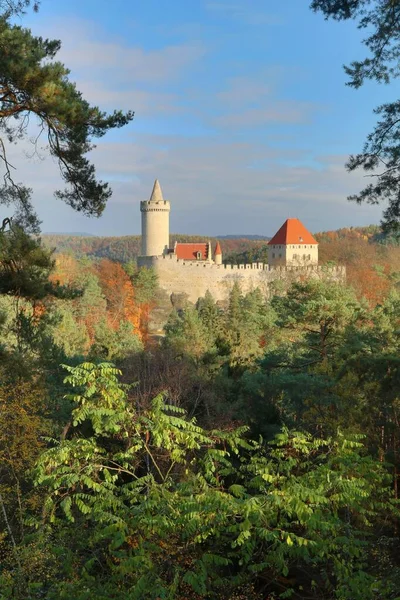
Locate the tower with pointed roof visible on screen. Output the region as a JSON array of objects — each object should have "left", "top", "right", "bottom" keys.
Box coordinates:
[
  {"left": 214, "top": 241, "right": 222, "bottom": 265},
  {"left": 268, "top": 218, "right": 318, "bottom": 266},
  {"left": 140, "top": 179, "right": 171, "bottom": 256}
]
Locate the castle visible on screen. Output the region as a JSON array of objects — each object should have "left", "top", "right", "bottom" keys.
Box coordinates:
[{"left": 137, "top": 180, "right": 345, "bottom": 305}]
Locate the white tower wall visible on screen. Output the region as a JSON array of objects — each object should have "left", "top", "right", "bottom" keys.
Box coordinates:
[{"left": 140, "top": 180, "right": 170, "bottom": 256}]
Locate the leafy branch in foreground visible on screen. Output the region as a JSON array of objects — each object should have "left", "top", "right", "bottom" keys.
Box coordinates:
[{"left": 24, "top": 362, "right": 398, "bottom": 599}]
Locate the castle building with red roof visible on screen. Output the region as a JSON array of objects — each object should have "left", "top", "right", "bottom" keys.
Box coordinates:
[
  {"left": 140, "top": 179, "right": 223, "bottom": 265},
  {"left": 173, "top": 241, "right": 212, "bottom": 262},
  {"left": 137, "top": 181, "right": 344, "bottom": 317},
  {"left": 267, "top": 218, "right": 318, "bottom": 266}
]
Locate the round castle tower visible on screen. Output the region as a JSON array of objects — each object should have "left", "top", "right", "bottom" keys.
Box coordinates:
[{"left": 140, "top": 179, "right": 170, "bottom": 256}]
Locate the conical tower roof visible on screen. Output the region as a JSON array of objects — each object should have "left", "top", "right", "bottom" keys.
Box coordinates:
[
  {"left": 268, "top": 218, "right": 317, "bottom": 245},
  {"left": 149, "top": 179, "right": 164, "bottom": 202},
  {"left": 214, "top": 241, "right": 222, "bottom": 255}
]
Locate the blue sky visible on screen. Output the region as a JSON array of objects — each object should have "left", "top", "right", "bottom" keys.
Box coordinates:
[{"left": 12, "top": 0, "right": 394, "bottom": 235}]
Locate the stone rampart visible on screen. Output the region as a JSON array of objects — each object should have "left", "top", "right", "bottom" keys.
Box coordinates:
[{"left": 137, "top": 255, "right": 346, "bottom": 305}]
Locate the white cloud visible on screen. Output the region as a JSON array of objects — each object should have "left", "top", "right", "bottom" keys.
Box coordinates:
[
  {"left": 75, "top": 81, "right": 182, "bottom": 115},
  {"left": 27, "top": 16, "right": 206, "bottom": 117},
  {"left": 0, "top": 14, "right": 382, "bottom": 236},
  {"left": 1, "top": 126, "right": 383, "bottom": 237},
  {"left": 216, "top": 75, "right": 273, "bottom": 108},
  {"left": 213, "top": 102, "right": 318, "bottom": 127},
  {"left": 37, "top": 17, "right": 206, "bottom": 84},
  {"left": 210, "top": 71, "right": 323, "bottom": 128},
  {"left": 205, "top": 2, "right": 284, "bottom": 26}
]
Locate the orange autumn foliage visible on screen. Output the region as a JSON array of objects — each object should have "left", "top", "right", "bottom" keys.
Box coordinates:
[
  {"left": 49, "top": 254, "right": 80, "bottom": 286},
  {"left": 50, "top": 255, "right": 150, "bottom": 342},
  {"left": 319, "top": 238, "right": 399, "bottom": 306},
  {"left": 95, "top": 259, "right": 141, "bottom": 335}
]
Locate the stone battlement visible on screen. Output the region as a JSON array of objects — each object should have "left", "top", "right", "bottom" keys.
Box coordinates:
[
  {"left": 140, "top": 200, "right": 170, "bottom": 211},
  {"left": 138, "top": 180, "right": 345, "bottom": 309},
  {"left": 139, "top": 254, "right": 345, "bottom": 274},
  {"left": 137, "top": 254, "right": 346, "bottom": 304}
]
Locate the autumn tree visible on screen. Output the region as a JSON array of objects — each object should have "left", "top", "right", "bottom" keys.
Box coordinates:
[
  {"left": 49, "top": 254, "right": 80, "bottom": 287},
  {"left": 95, "top": 259, "right": 140, "bottom": 334},
  {"left": 318, "top": 235, "right": 396, "bottom": 305}
]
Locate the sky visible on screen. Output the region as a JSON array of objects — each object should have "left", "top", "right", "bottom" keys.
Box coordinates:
[{"left": 7, "top": 0, "right": 396, "bottom": 236}]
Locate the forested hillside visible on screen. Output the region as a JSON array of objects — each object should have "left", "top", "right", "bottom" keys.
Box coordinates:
[
  {"left": 43, "top": 225, "right": 398, "bottom": 262},
  {"left": 43, "top": 226, "right": 400, "bottom": 306},
  {"left": 42, "top": 233, "right": 271, "bottom": 262},
  {"left": 1, "top": 222, "right": 400, "bottom": 599}
]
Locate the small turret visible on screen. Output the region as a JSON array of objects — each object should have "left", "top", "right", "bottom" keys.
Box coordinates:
[{"left": 214, "top": 241, "right": 222, "bottom": 265}]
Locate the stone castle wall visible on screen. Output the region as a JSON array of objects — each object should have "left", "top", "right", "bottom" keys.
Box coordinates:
[{"left": 138, "top": 254, "right": 346, "bottom": 305}]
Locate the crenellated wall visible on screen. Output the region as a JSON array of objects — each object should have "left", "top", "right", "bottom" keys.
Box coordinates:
[{"left": 138, "top": 254, "right": 346, "bottom": 304}]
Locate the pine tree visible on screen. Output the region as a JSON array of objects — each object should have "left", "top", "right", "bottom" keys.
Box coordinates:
[
  {"left": 197, "top": 289, "right": 222, "bottom": 339},
  {"left": 0, "top": 3, "right": 133, "bottom": 223}
]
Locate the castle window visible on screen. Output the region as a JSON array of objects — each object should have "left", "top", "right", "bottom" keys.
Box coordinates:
[{"left": 196, "top": 251, "right": 202, "bottom": 260}]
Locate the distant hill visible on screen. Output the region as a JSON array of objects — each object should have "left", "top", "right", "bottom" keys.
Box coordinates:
[
  {"left": 43, "top": 232, "right": 96, "bottom": 237},
  {"left": 42, "top": 233, "right": 271, "bottom": 263},
  {"left": 42, "top": 225, "right": 399, "bottom": 265},
  {"left": 218, "top": 234, "right": 270, "bottom": 241},
  {"left": 315, "top": 224, "right": 400, "bottom": 246}
]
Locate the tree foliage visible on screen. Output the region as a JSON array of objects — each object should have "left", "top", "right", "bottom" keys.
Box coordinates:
[
  {"left": 311, "top": 0, "right": 400, "bottom": 230},
  {"left": 0, "top": 3, "right": 133, "bottom": 222},
  {"left": 0, "top": 1, "right": 39, "bottom": 17},
  {"left": 0, "top": 225, "right": 54, "bottom": 299},
  {"left": 22, "top": 362, "right": 397, "bottom": 600},
  {"left": 0, "top": 244, "right": 398, "bottom": 597}
]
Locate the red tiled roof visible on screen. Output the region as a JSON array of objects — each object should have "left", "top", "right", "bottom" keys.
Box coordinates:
[
  {"left": 175, "top": 242, "right": 209, "bottom": 260},
  {"left": 268, "top": 218, "right": 318, "bottom": 245},
  {"left": 214, "top": 241, "right": 222, "bottom": 255}
]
